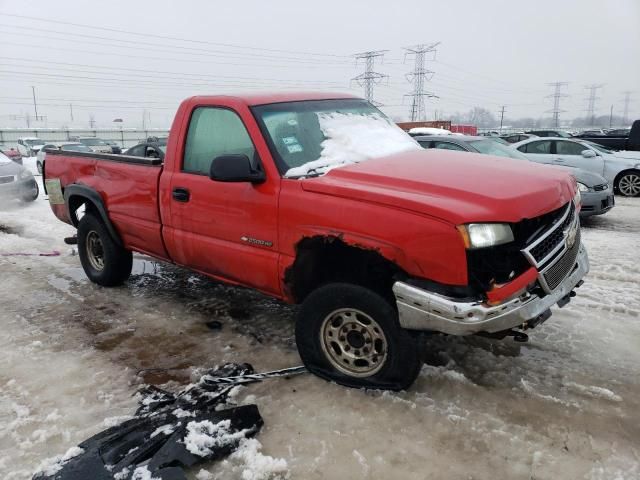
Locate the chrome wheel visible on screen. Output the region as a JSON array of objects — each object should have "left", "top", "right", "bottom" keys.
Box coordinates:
[
  {"left": 319, "top": 308, "right": 388, "bottom": 377},
  {"left": 86, "top": 231, "right": 105, "bottom": 271},
  {"left": 618, "top": 173, "right": 640, "bottom": 196}
]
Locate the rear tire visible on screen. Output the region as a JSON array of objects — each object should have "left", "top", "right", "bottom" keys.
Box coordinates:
[
  {"left": 77, "top": 213, "right": 132, "bottom": 286},
  {"left": 295, "top": 283, "right": 424, "bottom": 391}
]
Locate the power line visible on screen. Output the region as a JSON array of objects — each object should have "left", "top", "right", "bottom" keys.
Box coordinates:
[
  {"left": 352, "top": 50, "right": 388, "bottom": 105},
  {"left": 0, "top": 26, "right": 351, "bottom": 66},
  {"left": 0, "top": 57, "right": 346, "bottom": 86},
  {"left": 403, "top": 42, "right": 440, "bottom": 121},
  {"left": 546, "top": 82, "right": 569, "bottom": 128},
  {"left": 0, "top": 40, "right": 353, "bottom": 70},
  {"left": 0, "top": 12, "right": 350, "bottom": 59},
  {"left": 584, "top": 84, "right": 604, "bottom": 126}
]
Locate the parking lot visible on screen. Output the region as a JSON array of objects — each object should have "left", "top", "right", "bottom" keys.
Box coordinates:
[{"left": 0, "top": 163, "right": 638, "bottom": 479}]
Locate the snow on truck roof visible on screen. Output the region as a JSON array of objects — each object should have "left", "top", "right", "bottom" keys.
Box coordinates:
[{"left": 186, "top": 91, "right": 359, "bottom": 107}]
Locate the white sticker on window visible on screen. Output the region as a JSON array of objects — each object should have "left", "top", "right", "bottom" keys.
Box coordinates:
[{"left": 287, "top": 144, "right": 303, "bottom": 153}]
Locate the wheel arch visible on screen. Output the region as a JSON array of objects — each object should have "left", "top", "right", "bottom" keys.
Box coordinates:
[
  {"left": 64, "top": 184, "right": 123, "bottom": 246},
  {"left": 283, "top": 235, "right": 407, "bottom": 304}
]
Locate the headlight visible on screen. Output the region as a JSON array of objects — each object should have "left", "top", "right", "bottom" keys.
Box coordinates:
[
  {"left": 577, "top": 182, "right": 589, "bottom": 192},
  {"left": 18, "top": 169, "right": 33, "bottom": 180},
  {"left": 574, "top": 188, "right": 581, "bottom": 206},
  {"left": 457, "top": 223, "right": 514, "bottom": 249}
]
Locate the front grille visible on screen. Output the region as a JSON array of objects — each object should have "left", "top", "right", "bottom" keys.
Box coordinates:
[
  {"left": 593, "top": 183, "right": 608, "bottom": 191},
  {"left": 542, "top": 229, "right": 581, "bottom": 291},
  {"left": 0, "top": 175, "right": 15, "bottom": 185},
  {"left": 528, "top": 204, "right": 574, "bottom": 265}
]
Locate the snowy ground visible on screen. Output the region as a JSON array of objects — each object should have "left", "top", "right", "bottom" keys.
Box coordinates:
[{"left": 1, "top": 158, "right": 639, "bottom": 479}]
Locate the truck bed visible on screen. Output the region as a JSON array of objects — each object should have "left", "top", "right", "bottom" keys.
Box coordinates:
[{"left": 44, "top": 149, "right": 169, "bottom": 260}]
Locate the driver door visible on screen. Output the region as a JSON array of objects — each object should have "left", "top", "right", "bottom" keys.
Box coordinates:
[{"left": 164, "top": 106, "right": 280, "bottom": 295}]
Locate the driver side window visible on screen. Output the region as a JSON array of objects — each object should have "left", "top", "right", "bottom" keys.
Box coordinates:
[{"left": 183, "top": 107, "right": 256, "bottom": 175}]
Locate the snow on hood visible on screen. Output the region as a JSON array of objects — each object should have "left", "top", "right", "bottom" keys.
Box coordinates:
[{"left": 284, "top": 113, "right": 422, "bottom": 177}]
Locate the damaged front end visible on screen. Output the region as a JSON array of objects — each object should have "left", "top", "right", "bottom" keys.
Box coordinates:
[{"left": 393, "top": 201, "right": 589, "bottom": 337}]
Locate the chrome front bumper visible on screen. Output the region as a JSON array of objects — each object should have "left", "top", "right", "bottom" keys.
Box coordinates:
[{"left": 393, "top": 244, "right": 589, "bottom": 336}]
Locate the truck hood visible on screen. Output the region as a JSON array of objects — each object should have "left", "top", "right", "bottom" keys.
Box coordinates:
[{"left": 301, "top": 149, "right": 576, "bottom": 225}]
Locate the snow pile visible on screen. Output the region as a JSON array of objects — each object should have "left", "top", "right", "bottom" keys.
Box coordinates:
[
  {"left": 33, "top": 446, "right": 84, "bottom": 477},
  {"left": 284, "top": 112, "right": 421, "bottom": 177},
  {"left": 183, "top": 419, "right": 250, "bottom": 457},
  {"left": 130, "top": 465, "right": 160, "bottom": 480},
  {"left": 215, "top": 438, "right": 289, "bottom": 480}
]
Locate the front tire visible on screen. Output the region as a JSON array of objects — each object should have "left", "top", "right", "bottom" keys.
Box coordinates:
[
  {"left": 295, "top": 283, "right": 424, "bottom": 391},
  {"left": 616, "top": 171, "right": 640, "bottom": 197},
  {"left": 78, "top": 213, "right": 132, "bottom": 286}
]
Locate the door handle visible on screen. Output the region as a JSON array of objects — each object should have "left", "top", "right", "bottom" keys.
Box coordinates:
[{"left": 172, "top": 187, "right": 190, "bottom": 202}]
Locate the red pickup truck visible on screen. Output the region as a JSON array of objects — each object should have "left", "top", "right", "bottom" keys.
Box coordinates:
[{"left": 44, "top": 92, "right": 589, "bottom": 390}]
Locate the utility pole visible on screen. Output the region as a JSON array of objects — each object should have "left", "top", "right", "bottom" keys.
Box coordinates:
[
  {"left": 404, "top": 42, "right": 440, "bottom": 122},
  {"left": 546, "top": 82, "right": 568, "bottom": 128},
  {"left": 31, "top": 86, "right": 38, "bottom": 121},
  {"left": 621, "top": 91, "right": 633, "bottom": 125},
  {"left": 609, "top": 104, "right": 613, "bottom": 128},
  {"left": 584, "top": 84, "right": 604, "bottom": 126},
  {"left": 499, "top": 105, "right": 506, "bottom": 132},
  {"left": 352, "top": 50, "right": 388, "bottom": 106},
  {"left": 89, "top": 114, "right": 96, "bottom": 129},
  {"left": 69, "top": 103, "right": 74, "bottom": 122}
]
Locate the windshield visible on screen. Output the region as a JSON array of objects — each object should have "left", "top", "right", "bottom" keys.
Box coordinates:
[
  {"left": 61, "top": 144, "right": 92, "bottom": 152},
  {"left": 25, "top": 139, "right": 44, "bottom": 146},
  {"left": 158, "top": 145, "right": 167, "bottom": 153},
  {"left": 556, "top": 131, "right": 572, "bottom": 138},
  {"left": 253, "top": 99, "right": 421, "bottom": 177},
  {"left": 468, "top": 139, "right": 529, "bottom": 160},
  {"left": 80, "top": 138, "right": 107, "bottom": 146},
  {"left": 583, "top": 141, "right": 612, "bottom": 154}
]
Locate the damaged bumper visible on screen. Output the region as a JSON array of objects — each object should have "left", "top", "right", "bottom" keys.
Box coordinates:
[{"left": 393, "top": 244, "right": 589, "bottom": 336}]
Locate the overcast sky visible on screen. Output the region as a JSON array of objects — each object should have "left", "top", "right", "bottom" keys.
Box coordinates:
[{"left": 0, "top": 0, "right": 638, "bottom": 129}]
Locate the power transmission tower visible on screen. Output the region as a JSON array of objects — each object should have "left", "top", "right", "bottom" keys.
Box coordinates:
[
  {"left": 499, "top": 105, "right": 507, "bottom": 132},
  {"left": 403, "top": 42, "right": 440, "bottom": 122},
  {"left": 621, "top": 91, "right": 633, "bottom": 125},
  {"left": 546, "top": 82, "right": 568, "bottom": 128},
  {"left": 352, "top": 50, "right": 388, "bottom": 106},
  {"left": 584, "top": 84, "right": 604, "bottom": 126},
  {"left": 89, "top": 114, "right": 96, "bottom": 129}
]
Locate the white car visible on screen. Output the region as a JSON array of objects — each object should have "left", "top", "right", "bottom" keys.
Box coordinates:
[
  {"left": 74, "top": 137, "right": 113, "bottom": 153},
  {"left": 36, "top": 142, "right": 93, "bottom": 174},
  {"left": 17, "top": 137, "right": 46, "bottom": 156},
  {"left": 512, "top": 137, "right": 640, "bottom": 196}
]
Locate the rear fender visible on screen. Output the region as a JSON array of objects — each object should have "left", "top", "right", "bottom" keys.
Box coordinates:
[{"left": 64, "top": 184, "right": 123, "bottom": 246}]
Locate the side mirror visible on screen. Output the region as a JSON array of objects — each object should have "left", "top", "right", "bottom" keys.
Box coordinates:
[
  {"left": 209, "top": 154, "right": 265, "bottom": 183},
  {"left": 581, "top": 149, "right": 596, "bottom": 158}
]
